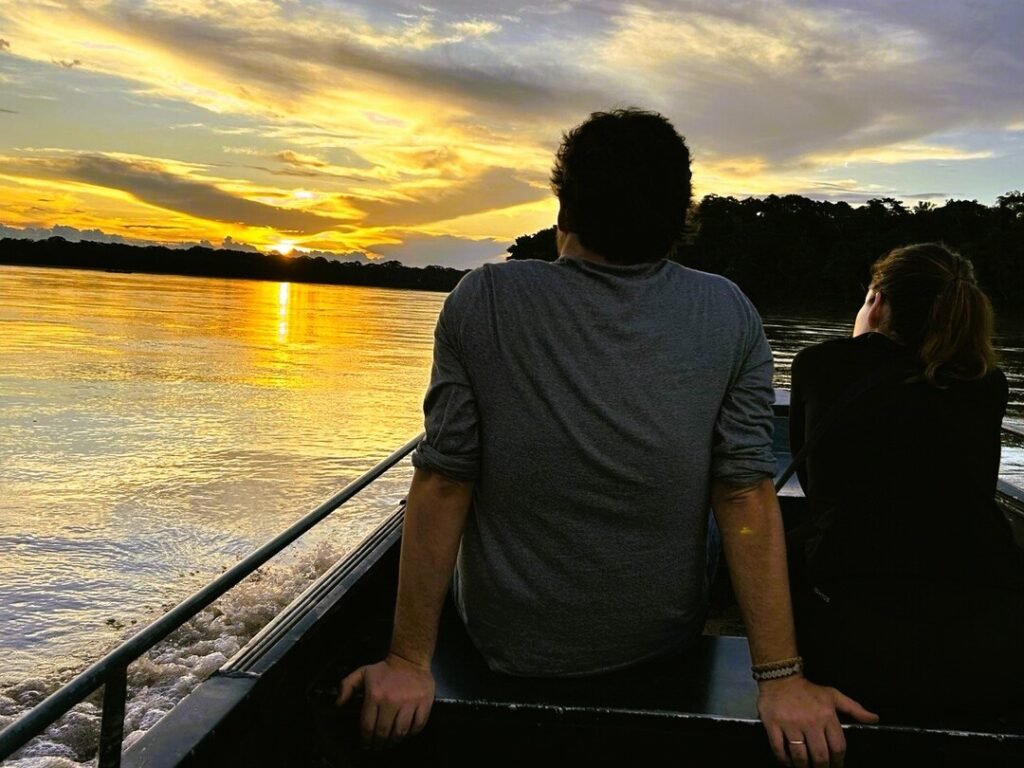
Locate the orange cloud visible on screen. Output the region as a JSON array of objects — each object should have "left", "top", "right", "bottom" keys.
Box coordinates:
[{"left": 1, "top": 150, "right": 347, "bottom": 234}]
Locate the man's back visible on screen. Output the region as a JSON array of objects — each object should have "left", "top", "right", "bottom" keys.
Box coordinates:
[
  {"left": 342, "top": 111, "right": 876, "bottom": 763},
  {"left": 413, "top": 255, "right": 776, "bottom": 675}
]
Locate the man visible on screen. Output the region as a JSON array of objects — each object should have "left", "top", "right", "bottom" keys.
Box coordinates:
[{"left": 339, "top": 109, "right": 877, "bottom": 767}]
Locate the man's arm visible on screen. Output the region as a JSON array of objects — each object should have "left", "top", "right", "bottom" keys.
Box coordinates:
[
  {"left": 337, "top": 466, "right": 473, "bottom": 748},
  {"left": 712, "top": 478, "right": 878, "bottom": 768}
]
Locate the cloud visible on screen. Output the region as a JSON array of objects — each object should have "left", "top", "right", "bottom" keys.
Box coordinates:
[
  {"left": 449, "top": 19, "right": 501, "bottom": 39},
  {"left": 212, "top": 235, "right": 258, "bottom": 252},
  {"left": 1, "top": 222, "right": 134, "bottom": 244},
  {"left": 275, "top": 150, "right": 328, "bottom": 169},
  {"left": 792, "top": 184, "right": 948, "bottom": 205},
  {"left": 222, "top": 146, "right": 261, "bottom": 156},
  {"left": 0, "top": 221, "right": 271, "bottom": 252},
  {"left": 42, "top": 0, "right": 604, "bottom": 125},
  {"left": 38, "top": 0, "right": 1019, "bottom": 175},
  {"left": 236, "top": 149, "right": 376, "bottom": 186},
  {"left": 268, "top": 148, "right": 369, "bottom": 174},
  {"left": 0, "top": 151, "right": 345, "bottom": 234},
  {"left": 274, "top": 147, "right": 372, "bottom": 170},
  {"left": 372, "top": 232, "right": 507, "bottom": 268},
  {"left": 354, "top": 167, "right": 546, "bottom": 226},
  {"left": 808, "top": 143, "right": 993, "bottom": 166},
  {"left": 53, "top": 58, "right": 82, "bottom": 69},
  {"left": 0, "top": 38, "right": 10, "bottom": 52},
  {"left": 0, "top": 108, "right": 16, "bottom": 114},
  {"left": 595, "top": 2, "right": 1024, "bottom": 165},
  {"left": 310, "top": 36, "right": 590, "bottom": 116}
]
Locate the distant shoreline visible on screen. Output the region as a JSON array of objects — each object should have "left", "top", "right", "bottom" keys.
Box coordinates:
[
  {"left": 5, "top": 209, "right": 1024, "bottom": 318},
  {"left": 0, "top": 237, "right": 468, "bottom": 293}
]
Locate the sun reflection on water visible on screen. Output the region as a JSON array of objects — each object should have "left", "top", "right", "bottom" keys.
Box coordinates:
[
  {"left": 0, "top": 266, "right": 444, "bottom": 678},
  {"left": 277, "top": 281, "right": 290, "bottom": 342}
]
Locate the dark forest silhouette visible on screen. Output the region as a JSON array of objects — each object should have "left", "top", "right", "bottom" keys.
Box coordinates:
[
  {"left": 508, "top": 192, "right": 1024, "bottom": 313},
  {"left": 0, "top": 238, "right": 467, "bottom": 292},
  {"left": 3, "top": 191, "right": 1023, "bottom": 311}
]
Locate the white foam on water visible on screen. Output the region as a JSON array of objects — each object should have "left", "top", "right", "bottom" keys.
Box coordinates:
[{"left": 0, "top": 542, "right": 341, "bottom": 766}]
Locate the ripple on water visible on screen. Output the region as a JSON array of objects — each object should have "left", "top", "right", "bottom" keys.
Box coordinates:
[{"left": 0, "top": 542, "right": 342, "bottom": 765}]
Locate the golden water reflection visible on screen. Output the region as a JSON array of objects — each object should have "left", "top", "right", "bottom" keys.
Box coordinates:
[{"left": 0, "top": 266, "right": 444, "bottom": 676}]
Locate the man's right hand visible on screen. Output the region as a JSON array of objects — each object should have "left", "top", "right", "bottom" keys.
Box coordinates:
[{"left": 337, "top": 653, "right": 435, "bottom": 750}]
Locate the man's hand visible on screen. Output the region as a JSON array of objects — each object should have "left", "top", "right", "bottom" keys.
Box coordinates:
[
  {"left": 334, "top": 467, "right": 470, "bottom": 749},
  {"left": 757, "top": 675, "right": 879, "bottom": 768},
  {"left": 337, "top": 653, "right": 435, "bottom": 750},
  {"left": 711, "top": 478, "right": 879, "bottom": 766}
]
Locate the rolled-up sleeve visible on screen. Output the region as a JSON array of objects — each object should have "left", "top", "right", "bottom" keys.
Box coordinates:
[
  {"left": 711, "top": 297, "right": 777, "bottom": 487},
  {"left": 411, "top": 286, "right": 481, "bottom": 481}
]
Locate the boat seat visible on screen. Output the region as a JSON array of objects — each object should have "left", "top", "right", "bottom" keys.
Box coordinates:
[
  {"left": 416, "top": 604, "right": 773, "bottom": 763},
  {"left": 432, "top": 605, "right": 757, "bottom": 720},
  {"left": 422, "top": 600, "right": 1024, "bottom": 766}
]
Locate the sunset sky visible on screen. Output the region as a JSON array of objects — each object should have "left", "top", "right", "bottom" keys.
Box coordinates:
[{"left": 1, "top": 1, "right": 1023, "bottom": 268}]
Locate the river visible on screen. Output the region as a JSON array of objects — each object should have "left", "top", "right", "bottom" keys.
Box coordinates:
[{"left": 1, "top": 265, "right": 1022, "bottom": 764}]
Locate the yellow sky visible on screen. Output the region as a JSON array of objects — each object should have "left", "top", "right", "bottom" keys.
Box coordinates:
[{"left": 0, "top": 1, "right": 1021, "bottom": 268}]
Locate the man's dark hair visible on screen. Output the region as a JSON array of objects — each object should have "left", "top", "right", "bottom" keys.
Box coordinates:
[{"left": 550, "top": 108, "right": 692, "bottom": 264}]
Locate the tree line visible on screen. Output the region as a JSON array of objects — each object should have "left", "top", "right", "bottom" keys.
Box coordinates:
[
  {"left": 3, "top": 191, "right": 1023, "bottom": 312},
  {"left": 508, "top": 192, "right": 1024, "bottom": 314},
  {"left": 0, "top": 237, "right": 467, "bottom": 293}
]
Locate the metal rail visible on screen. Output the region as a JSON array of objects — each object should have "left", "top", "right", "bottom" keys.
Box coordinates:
[
  {"left": 1003, "top": 421, "right": 1024, "bottom": 442},
  {"left": 0, "top": 434, "right": 423, "bottom": 767}
]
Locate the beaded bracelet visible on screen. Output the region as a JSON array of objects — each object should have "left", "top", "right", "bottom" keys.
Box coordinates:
[{"left": 751, "top": 655, "right": 804, "bottom": 682}]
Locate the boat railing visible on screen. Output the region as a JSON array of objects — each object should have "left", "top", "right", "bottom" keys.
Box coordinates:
[
  {"left": 1003, "top": 421, "right": 1024, "bottom": 442},
  {"left": 999, "top": 422, "right": 1024, "bottom": 506},
  {"left": 0, "top": 434, "right": 424, "bottom": 768}
]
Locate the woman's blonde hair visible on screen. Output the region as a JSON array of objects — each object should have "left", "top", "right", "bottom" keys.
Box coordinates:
[{"left": 871, "top": 243, "right": 996, "bottom": 383}]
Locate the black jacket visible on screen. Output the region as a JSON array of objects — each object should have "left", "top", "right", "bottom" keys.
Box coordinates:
[{"left": 789, "top": 333, "right": 1019, "bottom": 597}]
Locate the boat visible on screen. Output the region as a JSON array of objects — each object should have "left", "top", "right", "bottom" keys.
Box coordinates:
[{"left": 3, "top": 392, "right": 1023, "bottom": 766}]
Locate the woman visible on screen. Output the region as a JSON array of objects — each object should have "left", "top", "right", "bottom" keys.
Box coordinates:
[{"left": 789, "top": 243, "right": 1024, "bottom": 726}]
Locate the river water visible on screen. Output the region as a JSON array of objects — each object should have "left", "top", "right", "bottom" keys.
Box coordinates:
[{"left": 1, "top": 265, "right": 1022, "bottom": 764}]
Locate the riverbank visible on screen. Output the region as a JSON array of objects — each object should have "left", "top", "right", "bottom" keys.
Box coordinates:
[{"left": 0, "top": 237, "right": 468, "bottom": 293}]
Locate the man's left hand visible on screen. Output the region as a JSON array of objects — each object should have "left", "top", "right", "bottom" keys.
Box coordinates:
[{"left": 757, "top": 675, "right": 879, "bottom": 768}]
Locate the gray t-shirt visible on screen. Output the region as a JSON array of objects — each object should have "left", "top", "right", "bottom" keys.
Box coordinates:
[{"left": 412, "top": 255, "right": 776, "bottom": 676}]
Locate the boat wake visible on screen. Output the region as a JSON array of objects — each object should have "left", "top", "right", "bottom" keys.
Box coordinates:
[{"left": 0, "top": 542, "right": 341, "bottom": 767}]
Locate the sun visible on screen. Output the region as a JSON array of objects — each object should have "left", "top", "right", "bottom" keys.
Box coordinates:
[{"left": 272, "top": 240, "right": 297, "bottom": 256}]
